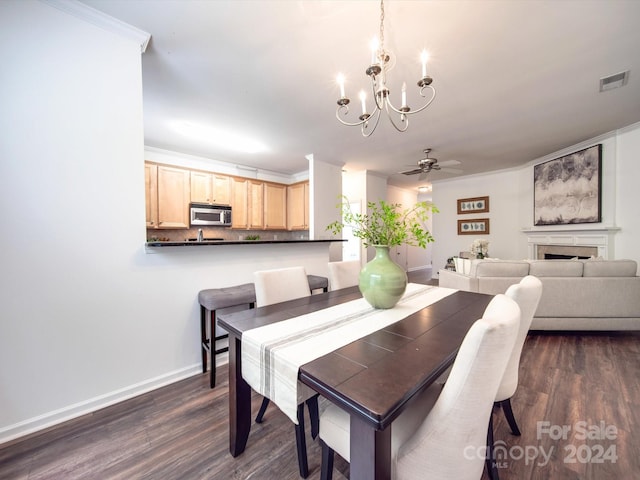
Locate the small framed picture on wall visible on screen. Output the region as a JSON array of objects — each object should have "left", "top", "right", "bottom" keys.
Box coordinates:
[
  {"left": 457, "top": 196, "right": 489, "bottom": 214},
  {"left": 458, "top": 218, "right": 490, "bottom": 235}
]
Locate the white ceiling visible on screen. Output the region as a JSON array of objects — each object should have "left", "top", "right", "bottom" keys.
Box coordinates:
[{"left": 82, "top": 0, "right": 640, "bottom": 190}]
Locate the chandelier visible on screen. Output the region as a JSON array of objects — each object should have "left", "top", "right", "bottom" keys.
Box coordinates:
[{"left": 335, "top": 0, "right": 436, "bottom": 137}]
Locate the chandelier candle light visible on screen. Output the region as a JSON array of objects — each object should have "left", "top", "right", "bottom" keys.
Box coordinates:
[{"left": 335, "top": 0, "right": 436, "bottom": 137}]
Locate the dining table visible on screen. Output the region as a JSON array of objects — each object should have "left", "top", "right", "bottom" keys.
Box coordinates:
[{"left": 217, "top": 283, "right": 493, "bottom": 480}]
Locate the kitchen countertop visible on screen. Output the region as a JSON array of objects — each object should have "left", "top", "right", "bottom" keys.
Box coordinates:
[{"left": 145, "top": 239, "right": 345, "bottom": 247}]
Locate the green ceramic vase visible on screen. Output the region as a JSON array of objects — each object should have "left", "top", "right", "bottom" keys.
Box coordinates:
[{"left": 359, "top": 245, "right": 408, "bottom": 309}]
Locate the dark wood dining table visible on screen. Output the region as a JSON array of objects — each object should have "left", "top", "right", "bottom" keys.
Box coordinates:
[{"left": 218, "top": 285, "right": 493, "bottom": 480}]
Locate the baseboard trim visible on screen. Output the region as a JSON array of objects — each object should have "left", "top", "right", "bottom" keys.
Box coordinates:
[{"left": 0, "top": 364, "right": 201, "bottom": 445}]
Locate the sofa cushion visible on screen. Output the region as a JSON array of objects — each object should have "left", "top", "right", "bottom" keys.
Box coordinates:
[
  {"left": 528, "top": 260, "right": 583, "bottom": 277},
  {"left": 535, "top": 277, "right": 640, "bottom": 317},
  {"left": 472, "top": 260, "right": 530, "bottom": 278},
  {"left": 582, "top": 259, "right": 638, "bottom": 277}
]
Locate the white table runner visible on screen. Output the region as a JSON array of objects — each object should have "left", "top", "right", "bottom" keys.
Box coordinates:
[{"left": 241, "top": 284, "right": 457, "bottom": 424}]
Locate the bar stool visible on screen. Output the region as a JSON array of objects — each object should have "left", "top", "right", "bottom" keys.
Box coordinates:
[
  {"left": 198, "top": 275, "right": 328, "bottom": 389},
  {"left": 307, "top": 274, "right": 329, "bottom": 293},
  {"left": 198, "top": 284, "right": 256, "bottom": 388}
]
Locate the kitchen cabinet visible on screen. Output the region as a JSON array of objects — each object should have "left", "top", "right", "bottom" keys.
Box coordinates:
[
  {"left": 231, "top": 177, "right": 249, "bottom": 229},
  {"left": 264, "top": 182, "right": 287, "bottom": 230},
  {"left": 248, "top": 180, "right": 264, "bottom": 229},
  {"left": 145, "top": 163, "right": 158, "bottom": 228},
  {"left": 231, "top": 178, "right": 287, "bottom": 230},
  {"left": 156, "top": 165, "right": 191, "bottom": 228},
  {"left": 287, "top": 181, "right": 309, "bottom": 230},
  {"left": 146, "top": 161, "right": 296, "bottom": 232},
  {"left": 190, "top": 171, "right": 231, "bottom": 205},
  {"left": 146, "top": 163, "right": 191, "bottom": 229},
  {"left": 190, "top": 171, "right": 212, "bottom": 204},
  {"left": 212, "top": 174, "right": 231, "bottom": 204}
]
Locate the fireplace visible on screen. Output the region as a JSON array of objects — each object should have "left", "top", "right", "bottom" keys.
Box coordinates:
[
  {"left": 522, "top": 226, "right": 620, "bottom": 260},
  {"left": 536, "top": 244, "right": 599, "bottom": 260}
]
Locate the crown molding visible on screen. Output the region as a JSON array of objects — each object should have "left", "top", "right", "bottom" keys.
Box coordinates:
[{"left": 43, "top": 0, "right": 151, "bottom": 53}]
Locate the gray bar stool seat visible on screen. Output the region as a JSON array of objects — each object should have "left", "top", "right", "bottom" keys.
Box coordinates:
[
  {"left": 199, "top": 283, "right": 256, "bottom": 388},
  {"left": 198, "top": 275, "right": 328, "bottom": 389},
  {"left": 307, "top": 274, "right": 329, "bottom": 293}
]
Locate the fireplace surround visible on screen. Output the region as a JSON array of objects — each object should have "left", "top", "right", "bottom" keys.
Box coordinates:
[
  {"left": 537, "top": 244, "right": 598, "bottom": 259},
  {"left": 522, "top": 226, "right": 620, "bottom": 260}
]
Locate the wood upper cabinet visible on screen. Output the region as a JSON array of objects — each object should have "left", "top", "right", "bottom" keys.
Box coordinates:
[
  {"left": 190, "top": 171, "right": 212, "bottom": 204},
  {"left": 146, "top": 162, "right": 293, "bottom": 232},
  {"left": 231, "top": 177, "right": 249, "bottom": 229},
  {"left": 190, "top": 172, "right": 231, "bottom": 205},
  {"left": 287, "top": 181, "right": 309, "bottom": 230},
  {"left": 264, "top": 182, "right": 287, "bottom": 230},
  {"left": 145, "top": 163, "right": 158, "bottom": 228},
  {"left": 248, "top": 180, "right": 264, "bottom": 229},
  {"left": 156, "top": 165, "right": 190, "bottom": 228},
  {"left": 231, "top": 178, "right": 287, "bottom": 231},
  {"left": 212, "top": 174, "right": 231, "bottom": 205}
]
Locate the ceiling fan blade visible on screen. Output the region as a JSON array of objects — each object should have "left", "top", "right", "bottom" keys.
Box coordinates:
[
  {"left": 418, "top": 171, "right": 428, "bottom": 181},
  {"left": 400, "top": 168, "right": 424, "bottom": 176},
  {"left": 438, "top": 159, "right": 462, "bottom": 167},
  {"left": 440, "top": 167, "right": 464, "bottom": 174}
]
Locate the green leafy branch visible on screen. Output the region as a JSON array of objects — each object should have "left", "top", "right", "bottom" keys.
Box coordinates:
[{"left": 326, "top": 196, "right": 438, "bottom": 248}]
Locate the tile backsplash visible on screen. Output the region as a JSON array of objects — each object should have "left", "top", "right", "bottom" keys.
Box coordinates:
[{"left": 146, "top": 227, "right": 306, "bottom": 242}]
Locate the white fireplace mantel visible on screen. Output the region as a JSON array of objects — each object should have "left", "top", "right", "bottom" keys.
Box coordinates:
[{"left": 521, "top": 225, "right": 620, "bottom": 259}]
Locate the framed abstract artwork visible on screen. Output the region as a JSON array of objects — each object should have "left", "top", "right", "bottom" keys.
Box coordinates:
[
  {"left": 458, "top": 218, "right": 490, "bottom": 235},
  {"left": 534, "top": 144, "right": 602, "bottom": 225},
  {"left": 457, "top": 196, "right": 489, "bottom": 214}
]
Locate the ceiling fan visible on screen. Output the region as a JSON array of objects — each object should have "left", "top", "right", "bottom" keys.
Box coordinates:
[{"left": 399, "top": 149, "right": 463, "bottom": 180}]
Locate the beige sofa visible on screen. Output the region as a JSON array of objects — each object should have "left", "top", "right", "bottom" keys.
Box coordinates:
[{"left": 438, "top": 259, "right": 640, "bottom": 330}]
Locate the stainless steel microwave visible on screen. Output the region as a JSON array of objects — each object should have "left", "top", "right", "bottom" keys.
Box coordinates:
[{"left": 190, "top": 203, "right": 232, "bottom": 226}]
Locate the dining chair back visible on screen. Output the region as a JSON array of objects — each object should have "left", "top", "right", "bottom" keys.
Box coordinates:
[
  {"left": 252, "top": 266, "right": 316, "bottom": 478},
  {"left": 318, "top": 293, "right": 521, "bottom": 480},
  {"left": 498, "top": 275, "right": 543, "bottom": 403},
  {"left": 487, "top": 275, "right": 542, "bottom": 479},
  {"left": 254, "top": 266, "right": 311, "bottom": 307},
  {"left": 327, "top": 260, "right": 361, "bottom": 290}
]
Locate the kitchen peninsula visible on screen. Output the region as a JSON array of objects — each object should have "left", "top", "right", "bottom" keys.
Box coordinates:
[
  {"left": 144, "top": 239, "right": 346, "bottom": 283},
  {"left": 146, "top": 239, "right": 342, "bottom": 247},
  {"left": 142, "top": 239, "right": 344, "bottom": 298}
]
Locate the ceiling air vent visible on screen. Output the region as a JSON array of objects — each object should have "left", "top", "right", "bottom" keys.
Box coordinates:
[{"left": 599, "top": 70, "right": 629, "bottom": 92}]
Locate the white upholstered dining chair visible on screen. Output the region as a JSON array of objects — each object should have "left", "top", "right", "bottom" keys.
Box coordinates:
[
  {"left": 327, "top": 260, "right": 361, "bottom": 290},
  {"left": 252, "top": 266, "right": 316, "bottom": 478},
  {"left": 487, "top": 275, "right": 543, "bottom": 479},
  {"left": 254, "top": 266, "right": 312, "bottom": 308},
  {"left": 318, "top": 293, "right": 521, "bottom": 480}
]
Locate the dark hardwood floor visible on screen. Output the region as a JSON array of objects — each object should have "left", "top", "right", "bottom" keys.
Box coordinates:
[{"left": 1, "top": 272, "right": 638, "bottom": 479}]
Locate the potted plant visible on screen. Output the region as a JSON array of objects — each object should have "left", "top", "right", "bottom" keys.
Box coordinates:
[
  {"left": 470, "top": 239, "right": 489, "bottom": 259},
  {"left": 327, "top": 197, "right": 438, "bottom": 308}
]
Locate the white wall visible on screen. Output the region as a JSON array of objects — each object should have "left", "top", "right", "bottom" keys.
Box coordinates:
[
  {"left": 340, "top": 171, "right": 367, "bottom": 263},
  {"left": 0, "top": 0, "right": 146, "bottom": 440},
  {"left": 614, "top": 123, "right": 640, "bottom": 262},
  {"left": 387, "top": 185, "right": 433, "bottom": 272},
  {"left": 432, "top": 168, "right": 522, "bottom": 272},
  {"left": 432, "top": 123, "right": 640, "bottom": 274},
  {"left": 0, "top": 1, "right": 332, "bottom": 443},
  {"left": 308, "top": 155, "right": 343, "bottom": 260}
]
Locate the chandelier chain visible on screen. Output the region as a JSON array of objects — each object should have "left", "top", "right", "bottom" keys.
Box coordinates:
[
  {"left": 334, "top": 0, "right": 436, "bottom": 136},
  {"left": 379, "top": 0, "right": 385, "bottom": 53}
]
